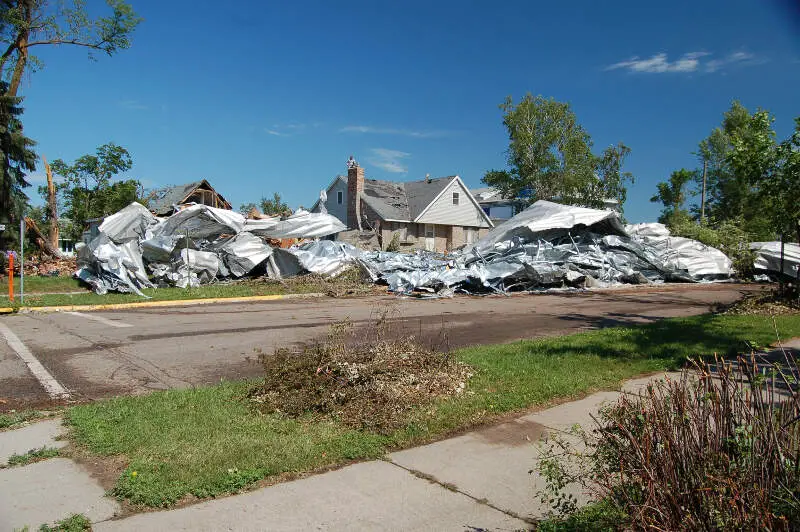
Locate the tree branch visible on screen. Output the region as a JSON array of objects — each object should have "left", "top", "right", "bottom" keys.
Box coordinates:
[{"left": 23, "top": 39, "right": 108, "bottom": 51}]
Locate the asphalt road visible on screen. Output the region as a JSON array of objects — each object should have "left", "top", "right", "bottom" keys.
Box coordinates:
[{"left": 0, "top": 283, "right": 758, "bottom": 411}]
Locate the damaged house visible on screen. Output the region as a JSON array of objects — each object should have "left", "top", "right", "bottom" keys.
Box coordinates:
[
  {"left": 312, "top": 160, "right": 493, "bottom": 252},
  {"left": 147, "top": 179, "right": 232, "bottom": 216}
]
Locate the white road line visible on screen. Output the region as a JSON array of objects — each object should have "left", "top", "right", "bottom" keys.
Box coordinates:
[
  {"left": 65, "top": 311, "right": 133, "bottom": 328},
  {"left": 0, "top": 322, "right": 70, "bottom": 399}
]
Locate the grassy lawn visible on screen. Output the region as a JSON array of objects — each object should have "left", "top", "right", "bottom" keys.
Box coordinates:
[
  {"left": 0, "top": 275, "right": 83, "bottom": 295},
  {"left": 1, "top": 278, "right": 330, "bottom": 308},
  {"left": 66, "top": 313, "right": 800, "bottom": 508}
]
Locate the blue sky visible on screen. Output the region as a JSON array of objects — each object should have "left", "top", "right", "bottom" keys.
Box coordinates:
[{"left": 19, "top": 0, "right": 800, "bottom": 223}]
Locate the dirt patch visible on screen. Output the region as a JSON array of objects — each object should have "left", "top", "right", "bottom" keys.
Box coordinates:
[
  {"left": 718, "top": 290, "right": 800, "bottom": 316},
  {"left": 474, "top": 418, "right": 549, "bottom": 447},
  {"left": 249, "top": 314, "right": 472, "bottom": 433}
]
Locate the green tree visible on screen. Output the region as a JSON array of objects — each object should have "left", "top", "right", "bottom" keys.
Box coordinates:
[
  {"left": 0, "top": 80, "right": 36, "bottom": 249},
  {"left": 595, "top": 142, "right": 634, "bottom": 211},
  {"left": 483, "top": 94, "right": 633, "bottom": 211},
  {"left": 650, "top": 168, "right": 695, "bottom": 228},
  {"left": 697, "top": 101, "right": 778, "bottom": 240},
  {"left": 768, "top": 118, "right": 800, "bottom": 244},
  {"left": 260, "top": 192, "right": 290, "bottom": 216},
  {"left": 49, "top": 142, "right": 141, "bottom": 239},
  {"left": 0, "top": 0, "right": 141, "bottom": 97}
]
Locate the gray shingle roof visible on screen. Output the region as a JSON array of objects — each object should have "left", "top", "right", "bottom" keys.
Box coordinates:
[
  {"left": 148, "top": 182, "right": 203, "bottom": 216},
  {"left": 359, "top": 176, "right": 456, "bottom": 221}
]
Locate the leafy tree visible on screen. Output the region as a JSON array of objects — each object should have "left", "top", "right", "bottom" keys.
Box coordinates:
[
  {"left": 650, "top": 168, "right": 695, "bottom": 227},
  {"left": 49, "top": 142, "right": 141, "bottom": 239},
  {"left": 696, "top": 101, "right": 778, "bottom": 240},
  {"left": 483, "top": 94, "right": 634, "bottom": 211},
  {"left": 0, "top": 0, "right": 141, "bottom": 97},
  {"left": 768, "top": 118, "right": 800, "bottom": 244},
  {"left": 0, "top": 80, "right": 36, "bottom": 250},
  {"left": 595, "top": 142, "right": 634, "bottom": 210},
  {"left": 260, "top": 192, "right": 290, "bottom": 216}
]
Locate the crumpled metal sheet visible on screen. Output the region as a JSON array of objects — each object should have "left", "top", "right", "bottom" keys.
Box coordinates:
[
  {"left": 170, "top": 249, "right": 221, "bottom": 288},
  {"left": 98, "top": 202, "right": 158, "bottom": 243},
  {"left": 217, "top": 232, "right": 273, "bottom": 277},
  {"left": 472, "top": 200, "right": 627, "bottom": 254},
  {"left": 261, "top": 210, "right": 347, "bottom": 239},
  {"left": 74, "top": 234, "right": 154, "bottom": 296},
  {"left": 155, "top": 204, "right": 246, "bottom": 240},
  {"left": 289, "top": 240, "right": 363, "bottom": 277},
  {"left": 751, "top": 242, "right": 800, "bottom": 278}
]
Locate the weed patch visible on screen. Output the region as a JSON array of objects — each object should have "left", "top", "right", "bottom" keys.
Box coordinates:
[
  {"left": 38, "top": 513, "right": 91, "bottom": 532},
  {"left": 5, "top": 447, "right": 60, "bottom": 467}
]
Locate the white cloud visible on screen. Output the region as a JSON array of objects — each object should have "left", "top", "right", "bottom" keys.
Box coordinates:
[
  {"left": 606, "top": 52, "right": 709, "bottom": 73},
  {"left": 341, "top": 125, "right": 452, "bottom": 138},
  {"left": 606, "top": 51, "right": 763, "bottom": 74},
  {"left": 265, "top": 129, "right": 288, "bottom": 136},
  {"left": 368, "top": 148, "right": 410, "bottom": 174}
]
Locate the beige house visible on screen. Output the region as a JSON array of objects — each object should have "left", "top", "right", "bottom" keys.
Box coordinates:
[{"left": 312, "top": 161, "right": 493, "bottom": 252}]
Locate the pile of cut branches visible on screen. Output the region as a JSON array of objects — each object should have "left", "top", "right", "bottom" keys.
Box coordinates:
[{"left": 249, "top": 313, "right": 471, "bottom": 433}]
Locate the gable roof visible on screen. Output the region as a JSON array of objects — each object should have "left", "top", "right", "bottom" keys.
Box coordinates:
[
  {"left": 148, "top": 179, "right": 230, "bottom": 216},
  {"left": 364, "top": 175, "right": 493, "bottom": 227}
]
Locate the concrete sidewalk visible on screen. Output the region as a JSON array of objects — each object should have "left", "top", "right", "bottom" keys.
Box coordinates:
[{"left": 0, "top": 372, "right": 677, "bottom": 531}]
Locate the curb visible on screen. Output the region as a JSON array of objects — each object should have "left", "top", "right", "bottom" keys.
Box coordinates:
[{"left": 0, "top": 292, "right": 326, "bottom": 315}]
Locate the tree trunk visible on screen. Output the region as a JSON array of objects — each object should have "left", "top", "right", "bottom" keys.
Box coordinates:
[
  {"left": 700, "top": 159, "right": 707, "bottom": 223},
  {"left": 24, "top": 217, "right": 61, "bottom": 258},
  {"left": 6, "top": 0, "right": 34, "bottom": 98},
  {"left": 42, "top": 155, "right": 59, "bottom": 250}
]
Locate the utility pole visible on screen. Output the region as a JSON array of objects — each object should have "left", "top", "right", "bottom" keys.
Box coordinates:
[{"left": 700, "top": 158, "right": 707, "bottom": 223}]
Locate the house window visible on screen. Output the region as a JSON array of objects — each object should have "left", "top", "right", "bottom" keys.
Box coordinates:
[
  {"left": 425, "top": 224, "right": 435, "bottom": 238},
  {"left": 337, "top": 191, "right": 343, "bottom": 204},
  {"left": 452, "top": 192, "right": 459, "bottom": 205}
]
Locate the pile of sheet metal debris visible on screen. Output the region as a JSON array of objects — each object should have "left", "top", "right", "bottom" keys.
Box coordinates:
[
  {"left": 75, "top": 202, "right": 346, "bottom": 295},
  {"left": 338, "top": 200, "right": 734, "bottom": 295},
  {"left": 751, "top": 241, "right": 800, "bottom": 280},
  {"left": 76, "top": 199, "right": 796, "bottom": 297}
]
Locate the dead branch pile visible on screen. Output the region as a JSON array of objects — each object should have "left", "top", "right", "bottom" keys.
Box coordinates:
[
  {"left": 249, "top": 314, "right": 472, "bottom": 433},
  {"left": 22, "top": 255, "right": 77, "bottom": 277}
]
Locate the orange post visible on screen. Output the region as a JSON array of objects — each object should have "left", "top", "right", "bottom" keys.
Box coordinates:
[{"left": 7, "top": 254, "right": 13, "bottom": 301}]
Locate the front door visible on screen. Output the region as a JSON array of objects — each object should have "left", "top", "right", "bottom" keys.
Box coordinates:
[{"left": 424, "top": 224, "right": 436, "bottom": 251}]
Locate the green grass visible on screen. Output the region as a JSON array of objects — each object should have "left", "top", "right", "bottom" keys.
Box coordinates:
[
  {"left": 0, "top": 276, "right": 83, "bottom": 296},
  {"left": 0, "top": 410, "right": 55, "bottom": 430},
  {"left": 5, "top": 447, "right": 60, "bottom": 467},
  {"left": 37, "top": 513, "right": 92, "bottom": 532},
  {"left": 66, "top": 313, "right": 800, "bottom": 508},
  {"left": 2, "top": 279, "right": 325, "bottom": 308}
]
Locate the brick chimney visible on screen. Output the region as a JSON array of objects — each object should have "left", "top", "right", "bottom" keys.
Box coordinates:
[{"left": 347, "top": 161, "right": 364, "bottom": 229}]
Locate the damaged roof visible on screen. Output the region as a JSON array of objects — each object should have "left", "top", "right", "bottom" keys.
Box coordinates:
[
  {"left": 362, "top": 176, "right": 457, "bottom": 222},
  {"left": 148, "top": 180, "right": 230, "bottom": 216}
]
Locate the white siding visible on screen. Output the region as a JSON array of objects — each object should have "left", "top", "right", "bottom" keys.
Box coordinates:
[
  {"left": 312, "top": 178, "right": 348, "bottom": 225},
  {"left": 416, "top": 180, "right": 491, "bottom": 228}
]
